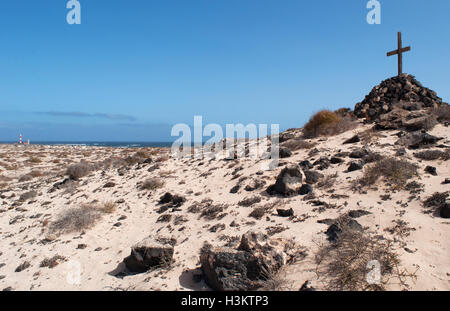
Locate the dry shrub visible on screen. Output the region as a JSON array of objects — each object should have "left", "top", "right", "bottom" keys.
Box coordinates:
[
  {"left": 66, "top": 162, "right": 92, "bottom": 180},
  {"left": 28, "top": 157, "right": 42, "bottom": 164},
  {"left": 0, "top": 182, "right": 7, "bottom": 189},
  {"left": 315, "top": 228, "right": 416, "bottom": 291},
  {"left": 49, "top": 204, "right": 105, "bottom": 235},
  {"left": 258, "top": 266, "right": 295, "bottom": 291},
  {"left": 303, "top": 110, "right": 356, "bottom": 138},
  {"left": 423, "top": 192, "right": 448, "bottom": 209},
  {"left": 200, "top": 203, "right": 228, "bottom": 220},
  {"left": 317, "top": 173, "right": 338, "bottom": 189},
  {"left": 18, "top": 170, "right": 43, "bottom": 182},
  {"left": 281, "top": 138, "right": 316, "bottom": 151},
  {"left": 40, "top": 255, "right": 67, "bottom": 268},
  {"left": 100, "top": 201, "right": 117, "bottom": 214},
  {"left": 156, "top": 155, "right": 169, "bottom": 162},
  {"left": 414, "top": 149, "right": 449, "bottom": 161},
  {"left": 359, "top": 128, "right": 385, "bottom": 144},
  {"left": 134, "top": 150, "right": 150, "bottom": 159},
  {"left": 141, "top": 178, "right": 164, "bottom": 190},
  {"left": 358, "top": 157, "right": 418, "bottom": 189}
]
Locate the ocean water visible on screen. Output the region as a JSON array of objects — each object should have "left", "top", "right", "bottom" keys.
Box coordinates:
[{"left": 0, "top": 141, "right": 173, "bottom": 148}]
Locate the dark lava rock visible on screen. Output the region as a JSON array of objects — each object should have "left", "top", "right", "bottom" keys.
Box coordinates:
[
  {"left": 348, "top": 210, "right": 372, "bottom": 218},
  {"left": 143, "top": 158, "right": 152, "bottom": 164},
  {"left": 397, "top": 131, "right": 441, "bottom": 149},
  {"left": 200, "top": 231, "right": 297, "bottom": 291},
  {"left": 303, "top": 170, "right": 324, "bottom": 184},
  {"left": 124, "top": 237, "right": 175, "bottom": 273},
  {"left": 15, "top": 261, "right": 30, "bottom": 273},
  {"left": 159, "top": 192, "right": 185, "bottom": 207},
  {"left": 159, "top": 192, "right": 173, "bottom": 204},
  {"left": 230, "top": 184, "right": 240, "bottom": 194},
  {"left": 425, "top": 166, "right": 437, "bottom": 176},
  {"left": 354, "top": 74, "right": 446, "bottom": 121},
  {"left": 313, "top": 157, "right": 330, "bottom": 171},
  {"left": 325, "top": 217, "right": 363, "bottom": 242},
  {"left": 440, "top": 201, "right": 450, "bottom": 219},
  {"left": 299, "top": 184, "right": 313, "bottom": 195},
  {"left": 49, "top": 178, "right": 74, "bottom": 193},
  {"left": 277, "top": 208, "right": 294, "bottom": 217},
  {"left": 330, "top": 157, "right": 344, "bottom": 164},
  {"left": 244, "top": 178, "right": 266, "bottom": 192},
  {"left": 349, "top": 148, "right": 370, "bottom": 159},
  {"left": 266, "top": 165, "right": 303, "bottom": 196},
  {"left": 299, "top": 280, "right": 316, "bottom": 291},
  {"left": 299, "top": 160, "right": 313, "bottom": 169},
  {"left": 279, "top": 147, "right": 292, "bottom": 158},
  {"left": 442, "top": 178, "right": 450, "bottom": 185},
  {"left": 348, "top": 161, "right": 364, "bottom": 172},
  {"left": 396, "top": 148, "right": 407, "bottom": 156},
  {"left": 104, "top": 182, "right": 116, "bottom": 188},
  {"left": 343, "top": 135, "right": 360, "bottom": 144}
]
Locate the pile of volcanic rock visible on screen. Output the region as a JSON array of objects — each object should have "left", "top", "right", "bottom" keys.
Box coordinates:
[
  {"left": 354, "top": 74, "right": 448, "bottom": 131},
  {"left": 200, "top": 231, "right": 301, "bottom": 291}
]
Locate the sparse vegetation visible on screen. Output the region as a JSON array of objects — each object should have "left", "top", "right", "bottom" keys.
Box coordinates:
[
  {"left": 66, "top": 162, "right": 92, "bottom": 180},
  {"left": 28, "top": 157, "right": 42, "bottom": 164},
  {"left": 414, "top": 149, "right": 449, "bottom": 161},
  {"left": 315, "top": 225, "right": 416, "bottom": 291},
  {"left": 303, "top": 110, "right": 356, "bottom": 138},
  {"left": 48, "top": 204, "right": 109, "bottom": 235},
  {"left": 281, "top": 139, "right": 316, "bottom": 151},
  {"left": 140, "top": 178, "right": 164, "bottom": 191},
  {"left": 40, "top": 255, "right": 67, "bottom": 268},
  {"left": 100, "top": 201, "right": 117, "bottom": 214},
  {"left": 357, "top": 157, "right": 418, "bottom": 189},
  {"left": 423, "top": 192, "right": 448, "bottom": 211}
]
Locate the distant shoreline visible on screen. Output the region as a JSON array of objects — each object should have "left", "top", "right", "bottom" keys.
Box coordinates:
[{"left": 0, "top": 141, "right": 173, "bottom": 148}]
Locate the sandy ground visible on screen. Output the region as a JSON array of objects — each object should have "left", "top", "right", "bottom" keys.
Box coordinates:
[{"left": 0, "top": 122, "right": 449, "bottom": 291}]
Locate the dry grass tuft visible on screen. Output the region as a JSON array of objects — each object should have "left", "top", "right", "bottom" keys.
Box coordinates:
[
  {"left": 315, "top": 228, "right": 416, "bottom": 291},
  {"left": 281, "top": 138, "right": 316, "bottom": 151},
  {"left": 414, "top": 149, "right": 449, "bottom": 161},
  {"left": 66, "top": 162, "right": 92, "bottom": 180},
  {"left": 48, "top": 203, "right": 114, "bottom": 235},
  {"left": 100, "top": 201, "right": 117, "bottom": 214},
  {"left": 303, "top": 110, "right": 356, "bottom": 138},
  {"left": 140, "top": 178, "right": 165, "bottom": 191},
  {"left": 357, "top": 157, "right": 418, "bottom": 190}
]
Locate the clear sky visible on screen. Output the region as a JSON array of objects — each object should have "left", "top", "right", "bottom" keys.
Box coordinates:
[{"left": 0, "top": 0, "right": 449, "bottom": 142}]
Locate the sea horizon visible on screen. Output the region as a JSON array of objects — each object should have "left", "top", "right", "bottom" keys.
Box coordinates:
[{"left": 0, "top": 141, "right": 174, "bottom": 148}]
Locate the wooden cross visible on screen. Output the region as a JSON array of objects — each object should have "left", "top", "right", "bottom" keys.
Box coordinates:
[{"left": 387, "top": 32, "right": 411, "bottom": 76}]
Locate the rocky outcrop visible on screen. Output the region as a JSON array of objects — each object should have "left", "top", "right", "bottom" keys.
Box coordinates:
[
  {"left": 200, "top": 231, "right": 298, "bottom": 291},
  {"left": 325, "top": 216, "right": 363, "bottom": 242},
  {"left": 124, "top": 236, "right": 176, "bottom": 273},
  {"left": 266, "top": 165, "right": 304, "bottom": 196},
  {"left": 396, "top": 131, "right": 441, "bottom": 149},
  {"left": 354, "top": 74, "right": 446, "bottom": 121}
]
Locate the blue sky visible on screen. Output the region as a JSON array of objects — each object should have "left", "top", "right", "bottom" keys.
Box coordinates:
[{"left": 0, "top": 0, "right": 449, "bottom": 142}]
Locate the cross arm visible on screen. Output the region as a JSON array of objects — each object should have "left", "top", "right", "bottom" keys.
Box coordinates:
[{"left": 387, "top": 46, "right": 411, "bottom": 57}]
